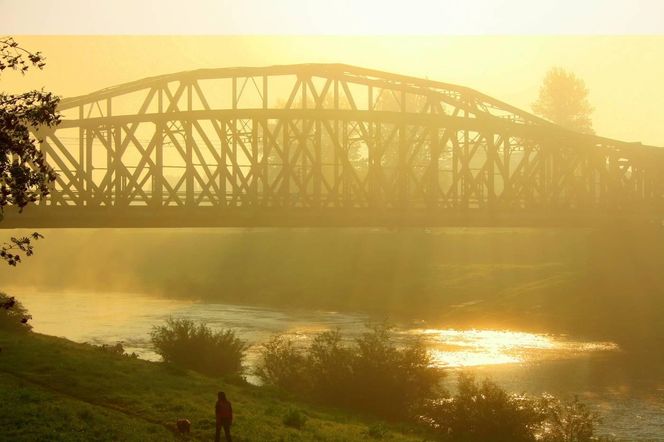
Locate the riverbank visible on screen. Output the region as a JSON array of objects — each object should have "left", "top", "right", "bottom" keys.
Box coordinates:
[{"left": 0, "top": 330, "right": 426, "bottom": 441}]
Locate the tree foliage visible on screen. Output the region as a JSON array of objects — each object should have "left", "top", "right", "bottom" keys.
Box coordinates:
[
  {"left": 532, "top": 67, "right": 594, "bottom": 134},
  {"left": 1, "top": 232, "right": 43, "bottom": 266},
  {"left": 418, "top": 373, "right": 543, "bottom": 442},
  {"left": 0, "top": 291, "right": 32, "bottom": 332},
  {"left": 417, "top": 374, "right": 601, "bottom": 442},
  {"left": 0, "top": 36, "right": 59, "bottom": 266},
  {"left": 256, "top": 324, "right": 444, "bottom": 418},
  {"left": 150, "top": 318, "right": 248, "bottom": 376}
]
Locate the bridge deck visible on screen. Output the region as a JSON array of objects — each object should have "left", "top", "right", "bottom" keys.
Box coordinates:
[{"left": 2, "top": 206, "right": 661, "bottom": 229}]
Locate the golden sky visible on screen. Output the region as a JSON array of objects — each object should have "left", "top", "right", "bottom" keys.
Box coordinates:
[{"left": 3, "top": 36, "right": 663, "bottom": 146}]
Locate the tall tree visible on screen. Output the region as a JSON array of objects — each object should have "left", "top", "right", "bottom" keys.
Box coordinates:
[
  {"left": 532, "top": 67, "right": 594, "bottom": 134},
  {"left": 0, "top": 36, "right": 59, "bottom": 265}
]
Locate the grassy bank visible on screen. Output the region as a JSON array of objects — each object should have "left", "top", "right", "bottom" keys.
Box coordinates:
[{"left": 0, "top": 330, "right": 426, "bottom": 441}]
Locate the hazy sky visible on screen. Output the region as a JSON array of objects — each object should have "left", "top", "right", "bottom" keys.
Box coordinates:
[
  {"left": 3, "top": 0, "right": 664, "bottom": 34},
  {"left": 2, "top": 36, "right": 663, "bottom": 146}
]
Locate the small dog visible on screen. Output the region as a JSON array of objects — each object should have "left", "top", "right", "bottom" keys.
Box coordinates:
[{"left": 176, "top": 418, "right": 191, "bottom": 434}]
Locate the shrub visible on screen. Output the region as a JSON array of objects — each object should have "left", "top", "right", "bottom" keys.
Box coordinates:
[
  {"left": 282, "top": 407, "right": 307, "bottom": 429},
  {"left": 254, "top": 335, "right": 308, "bottom": 392},
  {"left": 365, "top": 422, "right": 389, "bottom": 439},
  {"left": 538, "top": 395, "right": 600, "bottom": 442},
  {"left": 0, "top": 292, "right": 32, "bottom": 332},
  {"left": 417, "top": 374, "right": 601, "bottom": 442},
  {"left": 418, "top": 373, "right": 543, "bottom": 442},
  {"left": 150, "top": 318, "right": 247, "bottom": 376},
  {"left": 349, "top": 325, "right": 442, "bottom": 417},
  {"left": 256, "top": 324, "right": 444, "bottom": 418},
  {"left": 305, "top": 329, "right": 354, "bottom": 403},
  {"left": 93, "top": 342, "right": 139, "bottom": 358}
]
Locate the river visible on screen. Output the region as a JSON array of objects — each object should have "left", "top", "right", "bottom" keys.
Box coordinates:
[{"left": 11, "top": 288, "right": 664, "bottom": 440}]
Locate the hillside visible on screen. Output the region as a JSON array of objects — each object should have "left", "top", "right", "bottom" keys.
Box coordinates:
[{"left": 0, "top": 330, "right": 426, "bottom": 441}]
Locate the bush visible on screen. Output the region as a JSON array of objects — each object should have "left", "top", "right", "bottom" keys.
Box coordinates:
[
  {"left": 350, "top": 325, "right": 442, "bottom": 417},
  {"left": 304, "top": 329, "right": 355, "bottom": 402},
  {"left": 150, "top": 318, "right": 247, "bottom": 376},
  {"left": 93, "top": 342, "right": 139, "bottom": 358},
  {"left": 365, "top": 422, "right": 388, "bottom": 439},
  {"left": 256, "top": 324, "right": 444, "bottom": 418},
  {"left": 255, "top": 335, "right": 308, "bottom": 392},
  {"left": 282, "top": 407, "right": 307, "bottom": 429},
  {"left": 0, "top": 292, "right": 32, "bottom": 332},
  {"left": 538, "top": 395, "right": 600, "bottom": 442},
  {"left": 417, "top": 374, "right": 601, "bottom": 442},
  {"left": 418, "top": 373, "right": 542, "bottom": 442}
]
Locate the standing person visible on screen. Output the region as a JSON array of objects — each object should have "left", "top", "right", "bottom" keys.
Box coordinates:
[{"left": 215, "top": 391, "right": 233, "bottom": 442}]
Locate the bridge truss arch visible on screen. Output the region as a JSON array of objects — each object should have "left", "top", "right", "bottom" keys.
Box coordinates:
[{"left": 11, "top": 64, "right": 664, "bottom": 227}]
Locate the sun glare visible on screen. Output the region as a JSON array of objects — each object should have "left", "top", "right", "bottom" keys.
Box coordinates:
[{"left": 414, "top": 328, "right": 619, "bottom": 368}]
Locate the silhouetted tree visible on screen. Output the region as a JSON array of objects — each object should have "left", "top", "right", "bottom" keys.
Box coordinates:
[
  {"left": 0, "top": 37, "right": 58, "bottom": 266},
  {"left": 0, "top": 292, "right": 32, "bottom": 332},
  {"left": 256, "top": 324, "right": 443, "bottom": 418},
  {"left": 532, "top": 67, "right": 594, "bottom": 134},
  {"left": 417, "top": 373, "right": 600, "bottom": 442},
  {"left": 374, "top": 91, "right": 432, "bottom": 167}
]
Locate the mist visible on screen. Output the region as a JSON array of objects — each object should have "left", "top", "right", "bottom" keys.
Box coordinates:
[{"left": 3, "top": 227, "right": 663, "bottom": 347}]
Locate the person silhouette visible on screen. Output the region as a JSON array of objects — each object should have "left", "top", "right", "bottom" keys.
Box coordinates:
[{"left": 215, "top": 391, "right": 233, "bottom": 442}]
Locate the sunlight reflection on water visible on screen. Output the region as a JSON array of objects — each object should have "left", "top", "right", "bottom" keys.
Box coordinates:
[{"left": 411, "top": 328, "right": 619, "bottom": 368}]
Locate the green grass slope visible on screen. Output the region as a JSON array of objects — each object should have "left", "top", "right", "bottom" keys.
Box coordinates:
[{"left": 0, "top": 330, "right": 427, "bottom": 442}]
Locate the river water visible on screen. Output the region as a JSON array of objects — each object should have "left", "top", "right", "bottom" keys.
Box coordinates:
[{"left": 12, "top": 289, "right": 664, "bottom": 440}]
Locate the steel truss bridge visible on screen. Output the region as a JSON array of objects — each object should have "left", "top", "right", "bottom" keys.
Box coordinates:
[{"left": 3, "top": 64, "right": 664, "bottom": 228}]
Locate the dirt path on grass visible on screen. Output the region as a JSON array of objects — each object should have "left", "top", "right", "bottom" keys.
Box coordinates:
[{"left": 0, "top": 367, "right": 180, "bottom": 438}]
